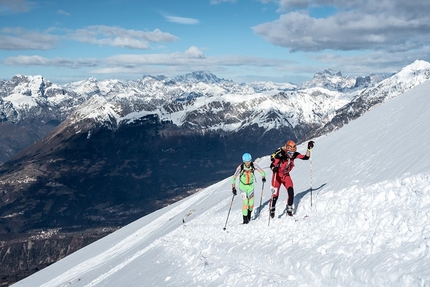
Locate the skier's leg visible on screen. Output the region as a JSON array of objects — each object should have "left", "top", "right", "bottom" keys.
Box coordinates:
[
  {"left": 240, "top": 189, "right": 250, "bottom": 224},
  {"left": 247, "top": 188, "right": 254, "bottom": 221},
  {"left": 270, "top": 174, "right": 281, "bottom": 217},
  {"left": 284, "top": 176, "right": 294, "bottom": 215},
  {"left": 287, "top": 187, "right": 294, "bottom": 206}
]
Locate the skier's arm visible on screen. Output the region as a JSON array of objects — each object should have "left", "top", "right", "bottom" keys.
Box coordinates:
[
  {"left": 297, "top": 141, "right": 314, "bottom": 160},
  {"left": 253, "top": 163, "right": 266, "bottom": 178},
  {"left": 231, "top": 165, "right": 241, "bottom": 188},
  {"left": 296, "top": 152, "right": 309, "bottom": 160}
]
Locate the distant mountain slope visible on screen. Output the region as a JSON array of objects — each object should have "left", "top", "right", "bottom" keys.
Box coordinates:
[
  {"left": 310, "top": 60, "right": 430, "bottom": 137},
  {"left": 0, "top": 68, "right": 381, "bottom": 164},
  {"left": 12, "top": 71, "right": 430, "bottom": 287}
]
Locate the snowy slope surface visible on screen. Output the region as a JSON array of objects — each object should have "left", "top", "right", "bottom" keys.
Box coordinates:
[{"left": 13, "top": 80, "right": 430, "bottom": 286}]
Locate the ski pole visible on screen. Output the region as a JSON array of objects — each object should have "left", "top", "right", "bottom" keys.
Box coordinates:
[
  {"left": 257, "top": 182, "right": 265, "bottom": 219},
  {"left": 268, "top": 194, "right": 273, "bottom": 226},
  {"left": 310, "top": 149, "right": 313, "bottom": 207},
  {"left": 223, "top": 194, "right": 235, "bottom": 231}
]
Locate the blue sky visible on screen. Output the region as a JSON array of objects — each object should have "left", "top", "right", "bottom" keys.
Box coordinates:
[{"left": 1, "top": 0, "right": 430, "bottom": 84}]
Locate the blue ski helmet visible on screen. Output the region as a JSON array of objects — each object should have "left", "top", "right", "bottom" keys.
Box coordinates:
[{"left": 242, "top": 153, "right": 252, "bottom": 162}]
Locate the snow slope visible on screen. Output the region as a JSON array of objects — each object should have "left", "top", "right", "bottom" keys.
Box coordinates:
[{"left": 13, "top": 80, "right": 430, "bottom": 287}]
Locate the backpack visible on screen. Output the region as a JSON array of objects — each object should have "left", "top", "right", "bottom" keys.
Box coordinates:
[
  {"left": 240, "top": 162, "right": 255, "bottom": 185},
  {"left": 270, "top": 148, "right": 298, "bottom": 170},
  {"left": 270, "top": 147, "right": 283, "bottom": 169}
]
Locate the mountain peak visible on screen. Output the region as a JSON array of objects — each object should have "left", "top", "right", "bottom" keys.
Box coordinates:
[
  {"left": 142, "top": 75, "right": 168, "bottom": 81},
  {"left": 389, "top": 60, "right": 430, "bottom": 84},
  {"left": 398, "top": 59, "right": 430, "bottom": 74},
  {"left": 317, "top": 69, "right": 343, "bottom": 77},
  {"left": 173, "top": 71, "right": 229, "bottom": 84},
  {"left": 300, "top": 66, "right": 389, "bottom": 91}
]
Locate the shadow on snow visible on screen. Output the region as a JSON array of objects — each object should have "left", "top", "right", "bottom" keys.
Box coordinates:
[{"left": 253, "top": 183, "right": 327, "bottom": 220}]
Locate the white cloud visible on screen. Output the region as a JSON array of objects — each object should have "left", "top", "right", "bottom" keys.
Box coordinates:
[
  {"left": 99, "top": 47, "right": 210, "bottom": 69},
  {"left": 164, "top": 15, "right": 199, "bottom": 25},
  {"left": 312, "top": 47, "right": 430, "bottom": 75},
  {"left": 3, "top": 46, "right": 293, "bottom": 76},
  {"left": 5, "top": 55, "right": 99, "bottom": 68},
  {"left": 0, "top": 27, "right": 58, "bottom": 50},
  {"left": 57, "top": 9, "right": 70, "bottom": 16},
  {"left": 253, "top": 0, "right": 430, "bottom": 53},
  {"left": 278, "top": 0, "right": 309, "bottom": 11},
  {"left": 101, "top": 46, "right": 293, "bottom": 68},
  {"left": 67, "top": 25, "right": 179, "bottom": 50},
  {"left": 0, "top": 0, "right": 31, "bottom": 13},
  {"left": 184, "top": 46, "right": 205, "bottom": 58},
  {"left": 210, "top": 0, "right": 236, "bottom": 4}
]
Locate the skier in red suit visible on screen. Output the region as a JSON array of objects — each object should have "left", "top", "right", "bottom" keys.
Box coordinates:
[{"left": 270, "top": 140, "right": 314, "bottom": 217}]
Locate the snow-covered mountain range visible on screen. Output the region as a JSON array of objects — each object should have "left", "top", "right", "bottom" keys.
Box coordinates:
[
  {"left": 11, "top": 65, "right": 430, "bottom": 287},
  {"left": 1, "top": 60, "right": 430, "bottom": 286},
  {"left": 2, "top": 61, "right": 428, "bottom": 162},
  {"left": 11, "top": 68, "right": 381, "bottom": 130},
  {"left": 0, "top": 65, "right": 391, "bottom": 163}
]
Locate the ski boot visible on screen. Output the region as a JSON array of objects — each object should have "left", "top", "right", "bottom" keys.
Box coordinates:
[
  {"left": 247, "top": 210, "right": 252, "bottom": 222},
  {"left": 286, "top": 205, "right": 293, "bottom": 216},
  {"left": 243, "top": 215, "right": 249, "bottom": 224},
  {"left": 270, "top": 207, "right": 276, "bottom": 218}
]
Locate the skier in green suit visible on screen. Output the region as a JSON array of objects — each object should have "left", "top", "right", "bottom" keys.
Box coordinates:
[{"left": 231, "top": 153, "right": 266, "bottom": 224}]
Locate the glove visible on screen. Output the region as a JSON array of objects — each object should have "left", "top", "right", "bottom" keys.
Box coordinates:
[
  {"left": 272, "top": 166, "right": 278, "bottom": 173},
  {"left": 232, "top": 187, "right": 237, "bottom": 195},
  {"left": 307, "top": 141, "right": 315, "bottom": 150},
  {"left": 262, "top": 177, "right": 266, "bottom": 182}
]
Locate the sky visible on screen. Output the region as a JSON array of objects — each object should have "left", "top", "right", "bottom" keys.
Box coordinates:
[
  {"left": 11, "top": 79, "right": 430, "bottom": 286},
  {"left": 1, "top": 0, "right": 430, "bottom": 85}
]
